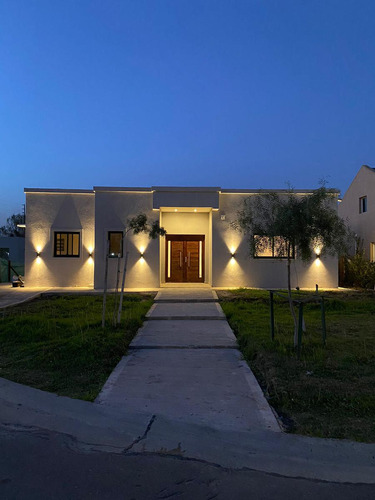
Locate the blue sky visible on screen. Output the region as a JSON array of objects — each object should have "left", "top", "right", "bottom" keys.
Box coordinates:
[{"left": 1, "top": 0, "right": 375, "bottom": 225}]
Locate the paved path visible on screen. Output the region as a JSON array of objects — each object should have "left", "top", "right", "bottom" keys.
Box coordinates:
[
  {"left": 0, "top": 283, "right": 49, "bottom": 309},
  {"left": 96, "top": 287, "right": 280, "bottom": 433}
]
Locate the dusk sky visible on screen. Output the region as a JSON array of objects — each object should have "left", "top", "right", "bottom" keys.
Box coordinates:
[{"left": 1, "top": 0, "right": 375, "bottom": 225}]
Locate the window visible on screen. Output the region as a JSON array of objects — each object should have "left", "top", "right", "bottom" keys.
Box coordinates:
[
  {"left": 54, "top": 232, "right": 80, "bottom": 257},
  {"left": 359, "top": 196, "right": 367, "bottom": 213},
  {"left": 108, "top": 231, "right": 123, "bottom": 257},
  {"left": 253, "top": 235, "right": 295, "bottom": 259}
]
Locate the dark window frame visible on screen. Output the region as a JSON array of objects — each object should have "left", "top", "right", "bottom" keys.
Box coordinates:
[
  {"left": 54, "top": 232, "right": 81, "bottom": 258},
  {"left": 108, "top": 231, "right": 123, "bottom": 258},
  {"left": 253, "top": 235, "right": 295, "bottom": 259},
  {"left": 359, "top": 196, "right": 367, "bottom": 214}
]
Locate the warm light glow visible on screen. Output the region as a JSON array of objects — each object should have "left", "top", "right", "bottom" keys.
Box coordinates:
[
  {"left": 174, "top": 209, "right": 178, "bottom": 212},
  {"left": 315, "top": 258, "right": 321, "bottom": 267},
  {"left": 36, "top": 256, "right": 41, "bottom": 264},
  {"left": 194, "top": 209, "right": 197, "bottom": 212},
  {"left": 36, "top": 245, "right": 42, "bottom": 254},
  {"left": 168, "top": 241, "right": 171, "bottom": 278}
]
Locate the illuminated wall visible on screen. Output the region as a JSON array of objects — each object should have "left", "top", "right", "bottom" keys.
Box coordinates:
[
  {"left": 212, "top": 191, "right": 339, "bottom": 289},
  {"left": 24, "top": 186, "right": 339, "bottom": 289},
  {"left": 160, "top": 210, "right": 211, "bottom": 284},
  {"left": 94, "top": 188, "right": 159, "bottom": 289},
  {"left": 24, "top": 190, "right": 95, "bottom": 287}
]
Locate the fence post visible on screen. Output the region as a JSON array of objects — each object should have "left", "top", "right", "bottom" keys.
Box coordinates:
[
  {"left": 297, "top": 302, "right": 303, "bottom": 358},
  {"left": 269, "top": 291, "right": 275, "bottom": 340},
  {"left": 321, "top": 297, "right": 327, "bottom": 346}
]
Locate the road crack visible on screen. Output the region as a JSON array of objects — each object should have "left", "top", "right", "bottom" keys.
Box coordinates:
[{"left": 122, "top": 414, "right": 156, "bottom": 453}]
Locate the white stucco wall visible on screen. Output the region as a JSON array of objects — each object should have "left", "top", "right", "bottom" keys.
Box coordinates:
[
  {"left": 24, "top": 186, "right": 340, "bottom": 289},
  {"left": 94, "top": 190, "right": 160, "bottom": 289},
  {"left": 160, "top": 211, "right": 211, "bottom": 284},
  {"left": 212, "top": 192, "right": 338, "bottom": 289},
  {"left": 25, "top": 191, "right": 95, "bottom": 287},
  {"left": 338, "top": 165, "right": 375, "bottom": 259}
]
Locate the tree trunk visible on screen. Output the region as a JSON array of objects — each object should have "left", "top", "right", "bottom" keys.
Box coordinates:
[
  {"left": 287, "top": 255, "right": 298, "bottom": 347},
  {"left": 117, "top": 231, "right": 129, "bottom": 325}
]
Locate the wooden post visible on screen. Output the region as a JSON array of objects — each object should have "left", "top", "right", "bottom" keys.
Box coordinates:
[
  {"left": 269, "top": 291, "right": 275, "bottom": 340},
  {"left": 297, "top": 302, "right": 303, "bottom": 358},
  {"left": 321, "top": 297, "right": 327, "bottom": 346},
  {"left": 101, "top": 240, "right": 110, "bottom": 329}
]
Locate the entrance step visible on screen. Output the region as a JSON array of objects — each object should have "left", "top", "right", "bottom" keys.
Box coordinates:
[{"left": 154, "top": 288, "right": 218, "bottom": 303}]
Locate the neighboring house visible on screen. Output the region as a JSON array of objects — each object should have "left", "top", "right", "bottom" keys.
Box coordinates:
[
  {"left": 339, "top": 165, "right": 375, "bottom": 260},
  {"left": 0, "top": 236, "right": 25, "bottom": 282},
  {"left": 24, "top": 186, "right": 339, "bottom": 289}
]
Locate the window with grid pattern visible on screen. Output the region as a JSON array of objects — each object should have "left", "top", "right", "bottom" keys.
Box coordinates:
[{"left": 54, "top": 232, "right": 80, "bottom": 257}]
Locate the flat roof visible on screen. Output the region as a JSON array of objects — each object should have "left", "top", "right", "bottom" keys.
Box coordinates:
[
  {"left": 221, "top": 188, "right": 340, "bottom": 194},
  {"left": 152, "top": 186, "right": 221, "bottom": 192},
  {"left": 24, "top": 186, "right": 340, "bottom": 195},
  {"left": 24, "top": 188, "right": 94, "bottom": 194},
  {"left": 94, "top": 186, "right": 153, "bottom": 192}
]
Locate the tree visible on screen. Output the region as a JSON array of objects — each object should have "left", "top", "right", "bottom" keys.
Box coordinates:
[
  {"left": 102, "top": 213, "right": 166, "bottom": 328},
  {"left": 0, "top": 213, "right": 25, "bottom": 237},
  {"left": 234, "top": 186, "right": 353, "bottom": 346}
]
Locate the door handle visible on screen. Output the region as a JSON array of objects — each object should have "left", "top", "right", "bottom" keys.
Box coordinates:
[
  {"left": 179, "top": 251, "right": 182, "bottom": 268},
  {"left": 188, "top": 252, "right": 191, "bottom": 268}
]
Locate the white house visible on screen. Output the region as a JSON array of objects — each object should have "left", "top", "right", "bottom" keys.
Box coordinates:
[
  {"left": 339, "top": 165, "right": 375, "bottom": 260},
  {"left": 24, "top": 186, "right": 339, "bottom": 289}
]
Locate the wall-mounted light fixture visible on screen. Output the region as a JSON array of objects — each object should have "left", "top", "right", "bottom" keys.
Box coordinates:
[
  {"left": 140, "top": 252, "right": 144, "bottom": 259},
  {"left": 230, "top": 251, "right": 236, "bottom": 258},
  {"left": 36, "top": 251, "right": 41, "bottom": 258},
  {"left": 315, "top": 252, "right": 321, "bottom": 259},
  {"left": 88, "top": 251, "right": 93, "bottom": 258}
]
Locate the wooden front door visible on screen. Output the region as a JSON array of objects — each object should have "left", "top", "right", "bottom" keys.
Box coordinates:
[{"left": 166, "top": 235, "right": 205, "bottom": 283}]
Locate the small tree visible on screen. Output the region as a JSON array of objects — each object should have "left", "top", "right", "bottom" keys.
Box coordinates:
[
  {"left": 234, "top": 186, "right": 353, "bottom": 346},
  {"left": 343, "top": 238, "right": 375, "bottom": 289},
  {"left": 0, "top": 213, "right": 25, "bottom": 237},
  {"left": 102, "top": 213, "right": 166, "bottom": 328}
]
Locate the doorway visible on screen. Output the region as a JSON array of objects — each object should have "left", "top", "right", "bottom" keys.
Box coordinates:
[{"left": 166, "top": 235, "right": 205, "bottom": 283}]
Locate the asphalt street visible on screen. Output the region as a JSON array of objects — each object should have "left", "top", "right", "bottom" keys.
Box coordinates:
[{"left": 1, "top": 425, "right": 375, "bottom": 500}]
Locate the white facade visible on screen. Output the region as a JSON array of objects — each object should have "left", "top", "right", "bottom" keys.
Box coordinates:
[
  {"left": 339, "top": 165, "right": 375, "bottom": 260},
  {"left": 24, "top": 186, "right": 339, "bottom": 289}
]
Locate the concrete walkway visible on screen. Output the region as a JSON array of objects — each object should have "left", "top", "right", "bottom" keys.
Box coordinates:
[
  {"left": 96, "top": 288, "right": 280, "bottom": 433},
  {"left": 0, "top": 283, "right": 50, "bottom": 309}
]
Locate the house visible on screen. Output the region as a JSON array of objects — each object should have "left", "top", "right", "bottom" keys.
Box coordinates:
[
  {"left": 24, "top": 186, "right": 339, "bottom": 289},
  {"left": 338, "top": 165, "right": 375, "bottom": 260}
]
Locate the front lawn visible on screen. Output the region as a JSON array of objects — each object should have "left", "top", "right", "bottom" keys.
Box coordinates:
[
  {"left": 0, "top": 294, "right": 154, "bottom": 401},
  {"left": 219, "top": 288, "right": 375, "bottom": 442}
]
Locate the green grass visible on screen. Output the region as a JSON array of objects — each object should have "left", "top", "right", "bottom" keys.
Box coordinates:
[
  {"left": 0, "top": 294, "right": 154, "bottom": 401},
  {"left": 219, "top": 288, "right": 375, "bottom": 442}
]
